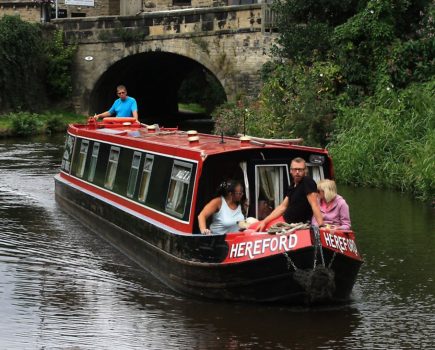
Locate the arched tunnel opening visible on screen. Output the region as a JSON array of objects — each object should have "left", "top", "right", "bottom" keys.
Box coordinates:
[{"left": 89, "top": 51, "right": 227, "bottom": 132}]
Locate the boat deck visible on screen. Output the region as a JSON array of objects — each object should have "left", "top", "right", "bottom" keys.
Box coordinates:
[{"left": 69, "top": 118, "right": 327, "bottom": 157}]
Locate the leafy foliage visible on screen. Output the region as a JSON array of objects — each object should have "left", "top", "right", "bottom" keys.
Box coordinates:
[
  {"left": 328, "top": 81, "right": 434, "bottom": 200},
  {"left": 44, "top": 29, "right": 76, "bottom": 100},
  {"left": 10, "top": 112, "right": 43, "bottom": 136},
  {"left": 214, "top": 61, "right": 343, "bottom": 146},
  {"left": 0, "top": 16, "right": 76, "bottom": 113},
  {"left": 212, "top": 100, "right": 249, "bottom": 136},
  {"left": 0, "top": 16, "right": 46, "bottom": 111},
  {"left": 272, "top": 0, "right": 366, "bottom": 63}
]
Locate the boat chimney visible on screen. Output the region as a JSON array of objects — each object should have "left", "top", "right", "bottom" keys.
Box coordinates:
[{"left": 187, "top": 130, "right": 198, "bottom": 137}]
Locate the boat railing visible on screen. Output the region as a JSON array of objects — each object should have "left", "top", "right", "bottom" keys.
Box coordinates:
[{"left": 237, "top": 133, "right": 303, "bottom": 145}]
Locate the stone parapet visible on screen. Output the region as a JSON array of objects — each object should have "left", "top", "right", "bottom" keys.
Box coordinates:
[{"left": 54, "top": 4, "right": 265, "bottom": 43}]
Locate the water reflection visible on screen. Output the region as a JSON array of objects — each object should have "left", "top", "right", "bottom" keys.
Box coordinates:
[{"left": 0, "top": 136, "right": 434, "bottom": 349}]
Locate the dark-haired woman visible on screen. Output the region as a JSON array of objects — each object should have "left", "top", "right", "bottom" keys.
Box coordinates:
[{"left": 198, "top": 180, "right": 245, "bottom": 235}]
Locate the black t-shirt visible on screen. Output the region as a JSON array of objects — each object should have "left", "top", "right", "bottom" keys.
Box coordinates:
[{"left": 283, "top": 176, "right": 317, "bottom": 224}]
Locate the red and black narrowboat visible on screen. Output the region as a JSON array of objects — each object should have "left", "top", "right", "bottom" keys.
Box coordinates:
[{"left": 54, "top": 117, "right": 363, "bottom": 304}]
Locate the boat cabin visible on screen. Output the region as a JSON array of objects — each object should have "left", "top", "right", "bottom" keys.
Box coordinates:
[{"left": 60, "top": 120, "right": 333, "bottom": 234}]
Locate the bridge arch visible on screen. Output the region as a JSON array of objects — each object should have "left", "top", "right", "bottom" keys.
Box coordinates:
[{"left": 89, "top": 50, "right": 227, "bottom": 126}]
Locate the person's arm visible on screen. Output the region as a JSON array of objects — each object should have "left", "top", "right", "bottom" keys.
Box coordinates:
[
  {"left": 94, "top": 111, "right": 111, "bottom": 119},
  {"left": 132, "top": 110, "right": 138, "bottom": 120},
  {"left": 131, "top": 98, "right": 138, "bottom": 120},
  {"left": 198, "top": 197, "right": 221, "bottom": 235},
  {"left": 256, "top": 197, "right": 289, "bottom": 232},
  {"left": 338, "top": 201, "right": 351, "bottom": 230},
  {"left": 307, "top": 192, "right": 324, "bottom": 226}
]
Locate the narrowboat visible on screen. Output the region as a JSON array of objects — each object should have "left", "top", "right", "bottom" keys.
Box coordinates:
[{"left": 54, "top": 117, "right": 363, "bottom": 304}]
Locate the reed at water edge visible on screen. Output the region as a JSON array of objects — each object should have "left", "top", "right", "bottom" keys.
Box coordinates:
[{"left": 328, "top": 81, "right": 434, "bottom": 202}]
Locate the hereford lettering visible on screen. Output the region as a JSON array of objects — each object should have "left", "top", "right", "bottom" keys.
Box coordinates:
[
  {"left": 323, "top": 232, "right": 358, "bottom": 255},
  {"left": 229, "top": 234, "right": 298, "bottom": 259}
]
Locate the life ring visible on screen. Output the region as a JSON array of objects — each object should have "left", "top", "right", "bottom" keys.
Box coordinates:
[{"left": 102, "top": 117, "right": 137, "bottom": 124}]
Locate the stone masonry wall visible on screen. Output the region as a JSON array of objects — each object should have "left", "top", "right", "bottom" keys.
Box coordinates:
[{"left": 0, "top": 2, "right": 42, "bottom": 22}]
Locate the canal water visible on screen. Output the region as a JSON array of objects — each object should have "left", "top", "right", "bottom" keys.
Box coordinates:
[{"left": 0, "top": 135, "right": 434, "bottom": 349}]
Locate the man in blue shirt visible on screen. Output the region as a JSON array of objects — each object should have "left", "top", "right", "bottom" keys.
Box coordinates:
[{"left": 95, "top": 85, "right": 138, "bottom": 120}]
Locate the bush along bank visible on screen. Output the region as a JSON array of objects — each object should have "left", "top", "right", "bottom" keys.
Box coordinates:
[{"left": 0, "top": 112, "right": 86, "bottom": 137}]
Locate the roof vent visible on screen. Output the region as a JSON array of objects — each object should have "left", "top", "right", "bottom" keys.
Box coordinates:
[
  {"left": 240, "top": 135, "right": 251, "bottom": 145},
  {"left": 147, "top": 125, "right": 156, "bottom": 133},
  {"left": 188, "top": 135, "right": 200, "bottom": 144}
]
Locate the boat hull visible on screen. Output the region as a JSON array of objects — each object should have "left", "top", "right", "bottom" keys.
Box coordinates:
[{"left": 55, "top": 175, "right": 362, "bottom": 304}]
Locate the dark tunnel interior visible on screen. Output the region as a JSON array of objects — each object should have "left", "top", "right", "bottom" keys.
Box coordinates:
[{"left": 89, "top": 51, "right": 226, "bottom": 131}]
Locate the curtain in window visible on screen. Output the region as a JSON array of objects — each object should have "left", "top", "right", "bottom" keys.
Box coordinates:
[
  {"left": 169, "top": 180, "right": 186, "bottom": 214},
  {"left": 258, "top": 166, "right": 280, "bottom": 208},
  {"left": 239, "top": 161, "right": 249, "bottom": 215}
]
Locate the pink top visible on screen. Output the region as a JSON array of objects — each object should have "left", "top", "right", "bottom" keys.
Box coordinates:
[{"left": 312, "top": 194, "right": 351, "bottom": 230}]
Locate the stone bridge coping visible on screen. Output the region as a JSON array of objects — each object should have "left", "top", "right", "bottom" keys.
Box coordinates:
[
  {"left": 53, "top": 4, "right": 264, "bottom": 24},
  {"left": 53, "top": 4, "right": 273, "bottom": 43}
]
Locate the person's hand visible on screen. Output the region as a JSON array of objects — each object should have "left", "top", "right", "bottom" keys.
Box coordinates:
[
  {"left": 255, "top": 221, "right": 267, "bottom": 232},
  {"left": 201, "top": 228, "right": 211, "bottom": 235}
]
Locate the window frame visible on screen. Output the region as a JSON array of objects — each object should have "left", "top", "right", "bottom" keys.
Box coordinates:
[
  {"left": 77, "top": 139, "right": 90, "bottom": 178},
  {"left": 61, "top": 135, "right": 75, "bottom": 173},
  {"left": 88, "top": 142, "right": 100, "bottom": 182},
  {"left": 254, "top": 163, "right": 289, "bottom": 219},
  {"left": 127, "top": 151, "right": 142, "bottom": 198},
  {"left": 104, "top": 146, "right": 120, "bottom": 190},
  {"left": 138, "top": 154, "right": 154, "bottom": 203},
  {"left": 165, "top": 160, "right": 193, "bottom": 218},
  {"left": 306, "top": 163, "right": 325, "bottom": 183}
]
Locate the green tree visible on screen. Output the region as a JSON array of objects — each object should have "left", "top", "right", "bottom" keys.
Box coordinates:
[
  {"left": 272, "top": 0, "right": 366, "bottom": 63},
  {"left": 0, "top": 16, "right": 46, "bottom": 111},
  {"left": 44, "top": 29, "right": 76, "bottom": 100},
  {"left": 0, "top": 16, "right": 76, "bottom": 114}
]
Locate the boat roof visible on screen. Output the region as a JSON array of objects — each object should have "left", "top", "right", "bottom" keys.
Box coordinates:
[{"left": 69, "top": 119, "right": 329, "bottom": 159}]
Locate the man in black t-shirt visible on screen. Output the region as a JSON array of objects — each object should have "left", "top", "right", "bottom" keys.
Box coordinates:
[{"left": 256, "top": 157, "right": 323, "bottom": 231}]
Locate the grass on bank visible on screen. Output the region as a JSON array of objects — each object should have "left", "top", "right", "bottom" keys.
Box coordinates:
[
  {"left": 0, "top": 111, "right": 87, "bottom": 137},
  {"left": 178, "top": 103, "right": 206, "bottom": 114}
]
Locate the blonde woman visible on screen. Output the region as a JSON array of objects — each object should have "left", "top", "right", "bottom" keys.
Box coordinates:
[{"left": 312, "top": 179, "right": 351, "bottom": 230}]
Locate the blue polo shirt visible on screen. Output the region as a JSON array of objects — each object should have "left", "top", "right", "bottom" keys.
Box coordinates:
[{"left": 109, "top": 96, "right": 138, "bottom": 117}]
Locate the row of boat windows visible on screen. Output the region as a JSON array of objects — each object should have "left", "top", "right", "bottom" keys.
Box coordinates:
[{"left": 61, "top": 136, "right": 194, "bottom": 220}]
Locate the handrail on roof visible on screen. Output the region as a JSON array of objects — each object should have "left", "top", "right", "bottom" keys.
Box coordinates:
[{"left": 237, "top": 133, "right": 303, "bottom": 145}]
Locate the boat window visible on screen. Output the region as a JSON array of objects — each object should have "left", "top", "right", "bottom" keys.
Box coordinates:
[
  {"left": 165, "top": 161, "right": 193, "bottom": 218},
  {"left": 138, "top": 154, "right": 154, "bottom": 202},
  {"left": 104, "top": 147, "right": 120, "bottom": 190},
  {"left": 88, "top": 142, "right": 100, "bottom": 182},
  {"left": 127, "top": 152, "right": 142, "bottom": 198},
  {"left": 307, "top": 163, "right": 324, "bottom": 183},
  {"left": 77, "top": 140, "right": 89, "bottom": 178},
  {"left": 61, "top": 135, "right": 75, "bottom": 173},
  {"left": 255, "top": 165, "right": 289, "bottom": 220}
]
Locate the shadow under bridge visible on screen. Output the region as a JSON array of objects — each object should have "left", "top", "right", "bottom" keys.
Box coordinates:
[{"left": 89, "top": 51, "right": 226, "bottom": 132}]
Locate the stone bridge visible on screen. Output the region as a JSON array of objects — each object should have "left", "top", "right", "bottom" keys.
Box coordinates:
[{"left": 54, "top": 4, "right": 277, "bottom": 125}]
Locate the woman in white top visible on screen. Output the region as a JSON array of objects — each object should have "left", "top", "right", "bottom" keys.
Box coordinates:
[{"left": 198, "top": 180, "right": 245, "bottom": 235}]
